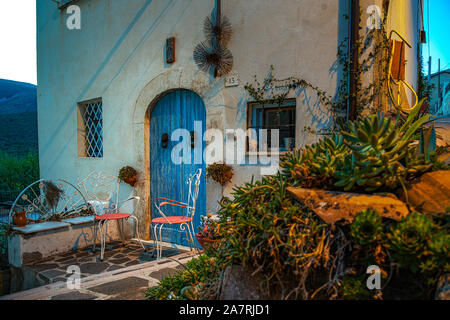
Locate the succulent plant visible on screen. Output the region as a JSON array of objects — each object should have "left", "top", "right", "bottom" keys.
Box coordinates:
[
  {"left": 350, "top": 209, "right": 384, "bottom": 246},
  {"left": 280, "top": 133, "right": 347, "bottom": 188},
  {"left": 335, "top": 106, "right": 432, "bottom": 192},
  {"left": 421, "top": 229, "right": 450, "bottom": 273},
  {"left": 386, "top": 212, "right": 436, "bottom": 273},
  {"left": 281, "top": 100, "right": 434, "bottom": 194}
]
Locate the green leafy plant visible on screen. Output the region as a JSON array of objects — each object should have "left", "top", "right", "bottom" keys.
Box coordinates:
[
  {"left": 145, "top": 254, "right": 220, "bottom": 300},
  {"left": 350, "top": 210, "right": 384, "bottom": 246},
  {"left": 336, "top": 103, "right": 432, "bottom": 193},
  {"left": 340, "top": 275, "right": 372, "bottom": 300},
  {"left": 0, "top": 151, "right": 39, "bottom": 191},
  {"left": 281, "top": 103, "right": 437, "bottom": 194},
  {"left": 386, "top": 212, "right": 448, "bottom": 273},
  {"left": 281, "top": 133, "right": 347, "bottom": 189},
  {"left": 213, "top": 173, "right": 337, "bottom": 299}
]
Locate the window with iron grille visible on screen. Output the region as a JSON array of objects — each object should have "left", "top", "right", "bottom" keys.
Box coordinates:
[
  {"left": 77, "top": 99, "right": 103, "bottom": 157},
  {"left": 247, "top": 99, "right": 296, "bottom": 152}
]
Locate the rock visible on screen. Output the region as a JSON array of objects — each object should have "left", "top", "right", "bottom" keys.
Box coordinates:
[
  {"left": 435, "top": 274, "right": 450, "bottom": 300},
  {"left": 403, "top": 170, "right": 450, "bottom": 214},
  {"left": 287, "top": 187, "right": 409, "bottom": 224},
  {"left": 219, "top": 265, "right": 269, "bottom": 300},
  {"left": 438, "top": 152, "right": 450, "bottom": 165}
]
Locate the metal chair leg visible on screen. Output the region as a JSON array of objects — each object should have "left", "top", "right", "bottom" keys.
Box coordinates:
[
  {"left": 189, "top": 220, "right": 198, "bottom": 250},
  {"left": 129, "top": 216, "right": 146, "bottom": 251},
  {"left": 151, "top": 224, "right": 157, "bottom": 258},
  {"left": 153, "top": 224, "right": 160, "bottom": 260},
  {"left": 186, "top": 223, "right": 195, "bottom": 252},
  {"left": 93, "top": 221, "right": 97, "bottom": 252},
  {"left": 98, "top": 220, "right": 107, "bottom": 261},
  {"left": 181, "top": 223, "right": 192, "bottom": 252},
  {"left": 158, "top": 224, "right": 164, "bottom": 259}
]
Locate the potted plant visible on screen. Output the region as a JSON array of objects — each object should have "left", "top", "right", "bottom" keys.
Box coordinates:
[
  {"left": 206, "top": 162, "right": 233, "bottom": 186},
  {"left": 196, "top": 214, "right": 221, "bottom": 250},
  {"left": 118, "top": 166, "right": 138, "bottom": 187}
]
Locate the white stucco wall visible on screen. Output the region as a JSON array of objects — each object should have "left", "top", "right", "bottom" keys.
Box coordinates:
[{"left": 37, "top": 0, "right": 350, "bottom": 237}]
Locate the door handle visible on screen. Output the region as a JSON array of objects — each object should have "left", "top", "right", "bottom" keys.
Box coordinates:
[{"left": 161, "top": 133, "right": 169, "bottom": 148}]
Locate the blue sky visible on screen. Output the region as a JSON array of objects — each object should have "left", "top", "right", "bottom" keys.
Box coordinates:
[
  {"left": 0, "top": 1, "right": 448, "bottom": 85},
  {"left": 423, "top": 0, "right": 450, "bottom": 74}
]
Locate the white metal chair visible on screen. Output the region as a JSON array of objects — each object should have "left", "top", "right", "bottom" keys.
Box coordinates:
[
  {"left": 152, "top": 169, "right": 202, "bottom": 259},
  {"left": 78, "top": 172, "right": 145, "bottom": 261}
]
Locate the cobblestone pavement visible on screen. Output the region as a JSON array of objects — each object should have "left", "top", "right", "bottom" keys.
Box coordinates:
[
  {"left": 2, "top": 246, "right": 197, "bottom": 300},
  {"left": 27, "top": 241, "right": 183, "bottom": 286}
]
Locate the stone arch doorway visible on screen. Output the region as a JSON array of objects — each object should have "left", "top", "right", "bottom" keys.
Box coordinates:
[
  {"left": 148, "top": 89, "right": 206, "bottom": 246},
  {"left": 131, "top": 69, "right": 216, "bottom": 240}
]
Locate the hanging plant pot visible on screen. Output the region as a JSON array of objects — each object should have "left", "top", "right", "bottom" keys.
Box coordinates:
[
  {"left": 196, "top": 232, "right": 220, "bottom": 250},
  {"left": 124, "top": 175, "right": 137, "bottom": 187},
  {"left": 206, "top": 162, "right": 234, "bottom": 186},
  {"left": 118, "top": 166, "right": 138, "bottom": 187}
]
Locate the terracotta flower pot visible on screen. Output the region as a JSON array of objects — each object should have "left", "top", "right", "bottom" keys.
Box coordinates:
[
  {"left": 224, "top": 169, "right": 233, "bottom": 181},
  {"left": 124, "top": 175, "right": 137, "bottom": 187},
  {"left": 196, "top": 233, "right": 220, "bottom": 250},
  {"left": 13, "top": 211, "right": 27, "bottom": 227}
]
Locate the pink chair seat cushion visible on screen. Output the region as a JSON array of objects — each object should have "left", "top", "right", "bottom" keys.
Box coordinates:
[
  {"left": 94, "top": 213, "right": 131, "bottom": 220},
  {"left": 152, "top": 216, "right": 192, "bottom": 224}
]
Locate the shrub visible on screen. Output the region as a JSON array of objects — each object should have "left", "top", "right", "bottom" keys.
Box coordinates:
[
  {"left": 0, "top": 151, "right": 39, "bottom": 191},
  {"left": 145, "top": 255, "right": 220, "bottom": 300},
  {"left": 214, "top": 173, "right": 335, "bottom": 299}
]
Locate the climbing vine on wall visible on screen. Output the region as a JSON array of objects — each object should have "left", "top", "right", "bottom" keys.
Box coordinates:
[{"left": 244, "top": 10, "right": 409, "bottom": 131}]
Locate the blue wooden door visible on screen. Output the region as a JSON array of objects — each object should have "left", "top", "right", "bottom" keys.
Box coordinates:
[{"left": 150, "top": 90, "right": 206, "bottom": 246}]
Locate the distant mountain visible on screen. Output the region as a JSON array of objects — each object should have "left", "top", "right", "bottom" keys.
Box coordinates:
[
  {"left": 0, "top": 79, "right": 37, "bottom": 115},
  {"left": 0, "top": 79, "right": 38, "bottom": 157}
]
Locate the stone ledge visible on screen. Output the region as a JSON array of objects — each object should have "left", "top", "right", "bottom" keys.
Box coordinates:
[
  {"left": 8, "top": 217, "right": 124, "bottom": 268},
  {"left": 11, "top": 216, "right": 96, "bottom": 234},
  {"left": 12, "top": 221, "right": 70, "bottom": 234},
  {"left": 64, "top": 216, "right": 95, "bottom": 225}
]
